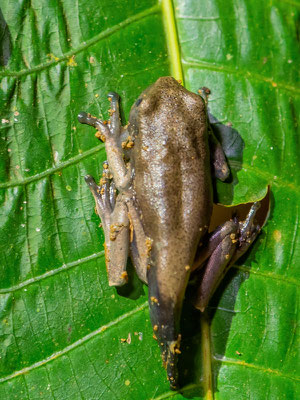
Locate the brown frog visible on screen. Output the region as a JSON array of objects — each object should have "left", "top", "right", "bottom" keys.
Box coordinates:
[{"left": 78, "top": 77, "right": 261, "bottom": 389}]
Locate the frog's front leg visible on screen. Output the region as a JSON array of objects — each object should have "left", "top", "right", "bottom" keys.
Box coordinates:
[
  {"left": 125, "top": 198, "right": 151, "bottom": 284},
  {"left": 193, "top": 202, "right": 261, "bottom": 312},
  {"left": 107, "top": 193, "right": 130, "bottom": 286},
  {"left": 78, "top": 92, "right": 132, "bottom": 191},
  {"left": 85, "top": 163, "right": 130, "bottom": 287}
]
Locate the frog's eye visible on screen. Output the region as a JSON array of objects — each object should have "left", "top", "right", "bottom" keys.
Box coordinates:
[{"left": 135, "top": 98, "right": 143, "bottom": 107}]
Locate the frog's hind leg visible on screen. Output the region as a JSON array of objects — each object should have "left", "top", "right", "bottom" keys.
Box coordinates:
[
  {"left": 193, "top": 202, "right": 261, "bottom": 312},
  {"left": 208, "top": 130, "right": 230, "bottom": 181},
  {"left": 197, "top": 87, "right": 230, "bottom": 181},
  {"left": 85, "top": 162, "right": 130, "bottom": 287}
]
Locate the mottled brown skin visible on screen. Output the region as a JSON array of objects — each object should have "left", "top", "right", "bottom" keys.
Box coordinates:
[
  {"left": 128, "top": 77, "right": 213, "bottom": 386},
  {"left": 78, "top": 77, "right": 261, "bottom": 390}
]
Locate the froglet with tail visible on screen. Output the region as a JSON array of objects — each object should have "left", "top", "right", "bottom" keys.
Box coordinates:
[{"left": 78, "top": 77, "right": 261, "bottom": 389}]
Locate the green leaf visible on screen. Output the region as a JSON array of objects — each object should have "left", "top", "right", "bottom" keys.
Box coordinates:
[{"left": 0, "top": 0, "right": 299, "bottom": 399}]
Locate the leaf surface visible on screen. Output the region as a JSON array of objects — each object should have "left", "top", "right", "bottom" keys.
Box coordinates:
[{"left": 0, "top": 0, "right": 299, "bottom": 399}]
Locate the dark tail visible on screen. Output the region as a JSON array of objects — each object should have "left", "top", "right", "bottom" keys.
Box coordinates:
[{"left": 148, "top": 284, "right": 182, "bottom": 390}]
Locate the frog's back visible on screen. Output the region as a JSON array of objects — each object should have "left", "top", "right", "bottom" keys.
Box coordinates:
[{"left": 132, "top": 77, "right": 212, "bottom": 294}]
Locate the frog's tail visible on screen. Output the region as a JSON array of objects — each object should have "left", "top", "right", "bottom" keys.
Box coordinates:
[{"left": 148, "top": 290, "right": 182, "bottom": 390}]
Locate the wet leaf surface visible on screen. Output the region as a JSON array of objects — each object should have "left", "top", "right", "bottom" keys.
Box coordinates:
[{"left": 0, "top": 1, "right": 299, "bottom": 399}]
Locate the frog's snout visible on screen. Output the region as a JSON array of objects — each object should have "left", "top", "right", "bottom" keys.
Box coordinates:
[
  {"left": 77, "top": 111, "right": 89, "bottom": 124},
  {"left": 84, "top": 175, "right": 96, "bottom": 186},
  {"left": 78, "top": 112, "right": 99, "bottom": 128},
  {"left": 107, "top": 91, "right": 119, "bottom": 101}
]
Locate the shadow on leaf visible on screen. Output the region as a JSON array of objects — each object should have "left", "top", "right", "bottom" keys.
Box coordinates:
[{"left": 0, "top": 8, "right": 12, "bottom": 66}]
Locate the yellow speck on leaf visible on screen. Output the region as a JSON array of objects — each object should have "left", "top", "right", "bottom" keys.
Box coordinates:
[
  {"left": 47, "top": 53, "right": 60, "bottom": 62},
  {"left": 273, "top": 230, "right": 282, "bottom": 242},
  {"left": 67, "top": 55, "right": 77, "bottom": 67}
]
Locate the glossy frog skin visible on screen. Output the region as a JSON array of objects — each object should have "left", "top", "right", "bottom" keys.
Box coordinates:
[{"left": 78, "top": 77, "right": 261, "bottom": 389}]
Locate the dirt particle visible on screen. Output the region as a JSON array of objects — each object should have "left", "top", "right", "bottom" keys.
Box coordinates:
[
  {"left": 120, "top": 271, "right": 128, "bottom": 282},
  {"left": 150, "top": 296, "right": 159, "bottom": 304}
]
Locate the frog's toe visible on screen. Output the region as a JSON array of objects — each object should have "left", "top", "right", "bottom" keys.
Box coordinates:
[
  {"left": 101, "top": 167, "right": 116, "bottom": 212},
  {"left": 84, "top": 174, "right": 97, "bottom": 188},
  {"left": 78, "top": 112, "right": 98, "bottom": 127},
  {"left": 109, "top": 181, "right": 116, "bottom": 210},
  {"left": 84, "top": 175, "right": 104, "bottom": 208},
  {"left": 77, "top": 111, "right": 88, "bottom": 124},
  {"left": 107, "top": 91, "right": 119, "bottom": 101},
  {"left": 197, "top": 86, "right": 211, "bottom": 105}
]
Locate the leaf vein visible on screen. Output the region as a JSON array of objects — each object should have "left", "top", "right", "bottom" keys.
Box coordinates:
[
  {"left": 214, "top": 355, "right": 300, "bottom": 382},
  {"left": 151, "top": 383, "right": 203, "bottom": 400},
  {"left": 0, "top": 251, "right": 104, "bottom": 294},
  {"left": 235, "top": 265, "right": 300, "bottom": 287},
  {"left": 0, "top": 143, "right": 105, "bottom": 189},
  {"left": 0, "top": 301, "right": 148, "bottom": 384},
  {"left": 0, "top": 5, "right": 160, "bottom": 78},
  {"left": 182, "top": 59, "right": 300, "bottom": 95}
]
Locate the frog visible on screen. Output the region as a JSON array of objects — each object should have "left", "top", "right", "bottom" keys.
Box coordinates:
[{"left": 78, "top": 76, "right": 261, "bottom": 390}]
